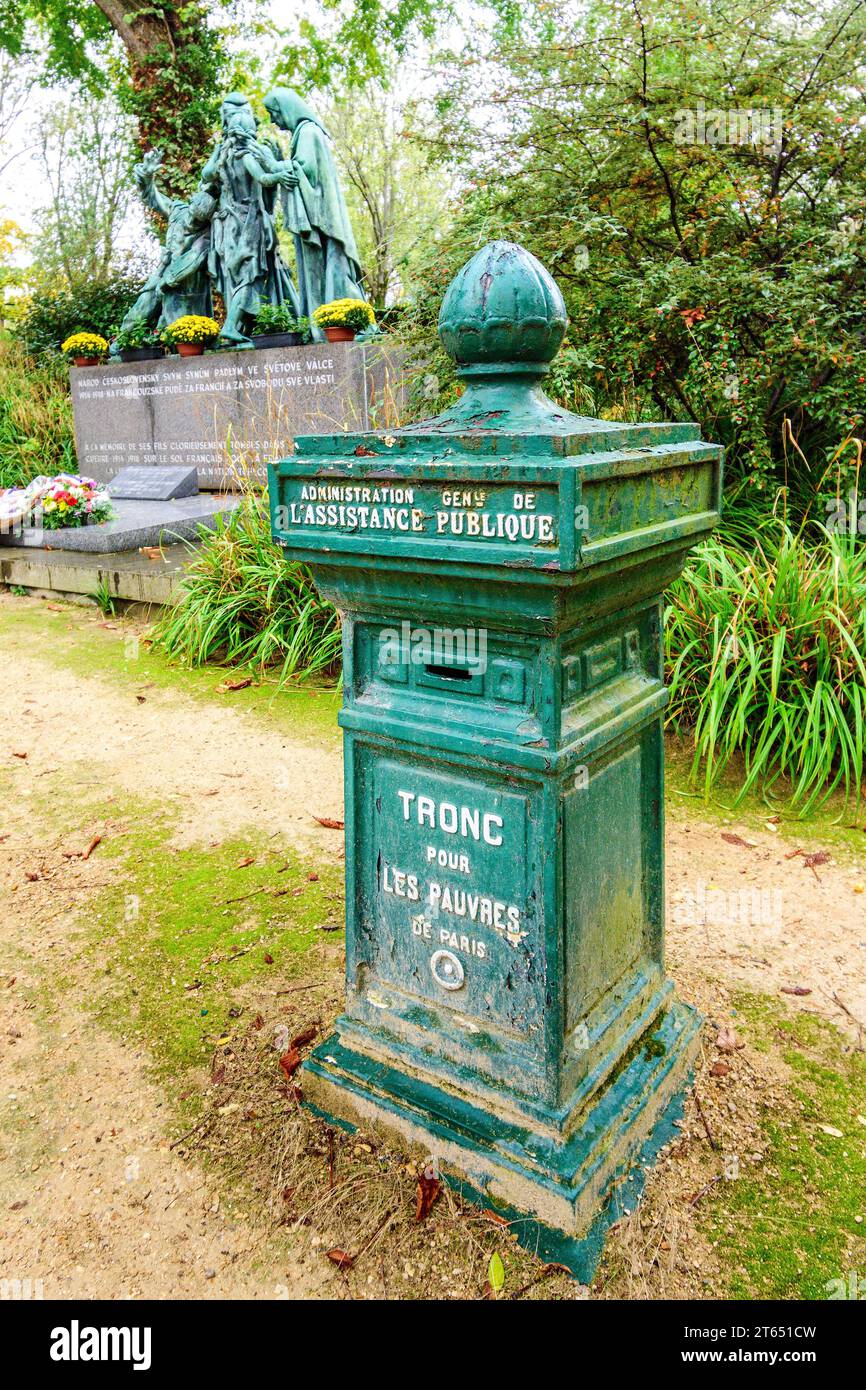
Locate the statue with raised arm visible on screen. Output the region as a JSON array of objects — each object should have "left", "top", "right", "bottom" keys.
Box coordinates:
[
  {"left": 261, "top": 88, "right": 367, "bottom": 330},
  {"left": 199, "top": 103, "right": 299, "bottom": 347},
  {"left": 111, "top": 150, "right": 214, "bottom": 353}
]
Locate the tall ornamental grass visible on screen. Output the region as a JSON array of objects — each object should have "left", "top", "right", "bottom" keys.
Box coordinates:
[
  {"left": 666, "top": 519, "right": 866, "bottom": 814},
  {"left": 151, "top": 493, "right": 341, "bottom": 683},
  {"left": 0, "top": 339, "right": 76, "bottom": 488}
]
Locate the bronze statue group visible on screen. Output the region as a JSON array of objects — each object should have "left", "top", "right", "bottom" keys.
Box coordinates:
[{"left": 116, "top": 88, "right": 366, "bottom": 351}]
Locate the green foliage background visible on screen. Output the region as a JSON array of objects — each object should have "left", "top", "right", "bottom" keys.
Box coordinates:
[{"left": 403, "top": 0, "right": 866, "bottom": 519}]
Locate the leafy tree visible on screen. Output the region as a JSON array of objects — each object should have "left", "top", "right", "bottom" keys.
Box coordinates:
[
  {"left": 0, "top": 4, "right": 225, "bottom": 196},
  {"left": 31, "top": 98, "right": 138, "bottom": 285},
  {"left": 16, "top": 268, "right": 144, "bottom": 351},
  {"left": 0, "top": 2, "right": 469, "bottom": 197},
  {"left": 324, "top": 85, "right": 451, "bottom": 308},
  {"left": 0, "top": 51, "right": 36, "bottom": 181},
  {"left": 0, "top": 215, "right": 28, "bottom": 327},
  {"left": 410, "top": 0, "right": 866, "bottom": 513}
]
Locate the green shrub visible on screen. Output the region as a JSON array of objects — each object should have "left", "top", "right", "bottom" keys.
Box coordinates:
[
  {"left": 16, "top": 271, "right": 144, "bottom": 356},
  {"left": 251, "top": 304, "right": 310, "bottom": 338},
  {"left": 0, "top": 339, "right": 76, "bottom": 489},
  {"left": 113, "top": 318, "right": 164, "bottom": 353},
  {"left": 409, "top": 0, "right": 866, "bottom": 510},
  {"left": 665, "top": 518, "right": 866, "bottom": 814},
  {"left": 150, "top": 494, "right": 341, "bottom": 681}
]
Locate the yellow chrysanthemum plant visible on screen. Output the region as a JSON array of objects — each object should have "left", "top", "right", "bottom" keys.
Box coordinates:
[
  {"left": 61, "top": 332, "right": 109, "bottom": 363},
  {"left": 161, "top": 315, "right": 221, "bottom": 349},
  {"left": 312, "top": 298, "right": 376, "bottom": 334}
]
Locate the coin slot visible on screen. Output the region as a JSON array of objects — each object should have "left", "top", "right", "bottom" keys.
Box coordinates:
[{"left": 425, "top": 664, "right": 472, "bottom": 681}]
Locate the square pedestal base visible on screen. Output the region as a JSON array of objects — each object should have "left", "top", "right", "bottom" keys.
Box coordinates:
[{"left": 303, "top": 999, "right": 700, "bottom": 1279}]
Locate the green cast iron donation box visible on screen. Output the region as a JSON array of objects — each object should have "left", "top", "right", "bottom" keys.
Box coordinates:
[{"left": 269, "top": 242, "right": 722, "bottom": 1275}]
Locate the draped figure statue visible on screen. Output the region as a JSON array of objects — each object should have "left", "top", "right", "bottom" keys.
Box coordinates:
[
  {"left": 199, "top": 103, "right": 299, "bottom": 346},
  {"left": 262, "top": 88, "right": 367, "bottom": 331},
  {"left": 124, "top": 88, "right": 368, "bottom": 349}
]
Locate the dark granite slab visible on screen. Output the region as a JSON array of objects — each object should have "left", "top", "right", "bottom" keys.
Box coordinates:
[
  {"left": 3, "top": 495, "right": 242, "bottom": 553},
  {"left": 107, "top": 465, "right": 198, "bottom": 500},
  {"left": 70, "top": 340, "right": 405, "bottom": 491}
]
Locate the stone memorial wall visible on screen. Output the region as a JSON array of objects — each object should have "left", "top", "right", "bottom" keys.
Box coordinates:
[{"left": 71, "top": 340, "right": 405, "bottom": 491}]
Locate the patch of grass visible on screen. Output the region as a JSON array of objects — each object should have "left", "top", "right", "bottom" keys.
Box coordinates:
[
  {"left": 699, "top": 994, "right": 866, "bottom": 1299},
  {"left": 85, "top": 811, "right": 345, "bottom": 1082},
  {"left": 0, "top": 595, "right": 342, "bottom": 747},
  {"left": 665, "top": 736, "right": 866, "bottom": 865}
]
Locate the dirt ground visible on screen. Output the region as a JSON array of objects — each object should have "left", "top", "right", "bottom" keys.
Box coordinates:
[{"left": 1, "top": 594, "right": 864, "bottom": 1300}]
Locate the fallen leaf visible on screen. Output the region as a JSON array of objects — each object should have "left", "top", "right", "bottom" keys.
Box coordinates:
[
  {"left": 235, "top": 856, "right": 255, "bottom": 869},
  {"left": 216, "top": 677, "right": 253, "bottom": 693},
  {"left": 482, "top": 1209, "right": 510, "bottom": 1227},
  {"left": 326, "top": 1248, "right": 354, "bottom": 1270},
  {"left": 307, "top": 871, "right": 319, "bottom": 882},
  {"left": 785, "top": 847, "right": 831, "bottom": 878},
  {"left": 415, "top": 1164, "right": 441, "bottom": 1221},
  {"left": 802, "top": 850, "right": 830, "bottom": 868},
  {"left": 487, "top": 1251, "right": 505, "bottom": 1293},
  {"left": 81, "top": 834, "right": 102, "bottom": 861},
  {"left": 290, "top": 1024, "right": 318, "bottom": 1050},
  {"left": 313, "top": 816, "right": 344, "bottom": 830},
  {"left": 710, "top": 1061, "right": 730, "bottom": 1077},
  {"left": 11, "top": 751, "right": 27, "bottom": 760},
  {"left": 715, "top": 1026, "right": 743, "bottom": 1052},
  {"left": 317, "top": 922, "right": 341, "bottom": 932},
  {"left": 135, "top": 695, "right": 146, "bottom": 704},
  {"left": 263, "top": 952, "right": 274, "bottom": 964},
  {"left": 279, "top": 1048, "right": 302, "bottom": 1079},
  {"left": 721, "top": 832, "right": 756, "bottom": 848},
  {"left": 781, "top": 985, "right": 812, "bottom": 996},
  {"left": 818, "top": 1124, "right": 843, "bottom": 1138}
]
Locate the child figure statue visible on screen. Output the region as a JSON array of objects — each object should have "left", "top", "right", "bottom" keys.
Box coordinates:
[{"left": 110, "top": 150, "right": 214, "bottom": 354}]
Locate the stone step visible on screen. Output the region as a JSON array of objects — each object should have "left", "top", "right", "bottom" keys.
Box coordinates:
[{"left": 0, "top": 541, "right": 192, "bottom": 606}]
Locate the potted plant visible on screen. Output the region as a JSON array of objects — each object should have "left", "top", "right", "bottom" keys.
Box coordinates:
[
  {"left": 113, "top": 318, "right": 166, "bottom": 363},
  {"left": 312, "top": 298, "right": 376, "bottom": 343},
  {"left": 250, "top": 304, "right": 310, "bottom": 349},
  {"left": 162, "top": 314, "right": 221, "bottom": 357},
  {"left": 61, "top": 332, "right": 109, "bottom": 368}
]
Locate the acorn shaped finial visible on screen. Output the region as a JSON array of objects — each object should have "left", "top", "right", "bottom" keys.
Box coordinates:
[{"left": 438, "top": 241, "right": 568, "bottom": 367}]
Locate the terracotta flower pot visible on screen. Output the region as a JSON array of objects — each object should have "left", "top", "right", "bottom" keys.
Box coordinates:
[
  {"left": 177, "top": 341, "right": 205, "bottom": 357},
  {"left": 323, "top": 326, "right": 355, "bottom": 343},
  {"left": 72, "top": 355, "right": 99, "bottom": 367}
]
